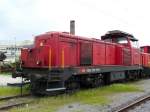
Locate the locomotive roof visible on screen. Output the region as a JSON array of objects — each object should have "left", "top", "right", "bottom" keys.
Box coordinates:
[
  {"left": 101, "top": 30, "right": 138, "bottom": 41},
  {"left": 141, "top": 45, "right": 150, "bottom": 48}
]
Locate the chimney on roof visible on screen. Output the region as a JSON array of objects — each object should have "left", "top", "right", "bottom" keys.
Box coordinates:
[{"left": 70, "top": 20, "right": 75, "bottom": 35}]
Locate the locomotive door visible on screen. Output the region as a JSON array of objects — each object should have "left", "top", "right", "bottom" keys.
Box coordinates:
[
  {"left": 80, "top": 42, "right": 92, "bottom": 66},
  {"left": 123, "top": 47, "right": 131, "bottom": 65},
  {"left": 60, "top": 41, "right": 77, "bottom": 67},
  {"left": 141, "top": 55, "right": 144, "bottom": 66}
]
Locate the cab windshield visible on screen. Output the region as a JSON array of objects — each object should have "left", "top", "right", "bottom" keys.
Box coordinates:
[{"left": 115, "top": 37, "right": 128, "bottom": 44}]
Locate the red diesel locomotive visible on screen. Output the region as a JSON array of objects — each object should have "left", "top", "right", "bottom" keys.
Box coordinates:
[{"left": 13, "top": 30, "right": 150, "bottom": 95}]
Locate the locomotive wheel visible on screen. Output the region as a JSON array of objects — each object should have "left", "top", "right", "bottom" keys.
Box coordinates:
[
  {"left": 91, "top": 78, "right": 103, "bottom": 88},
  {"left": 91, "top": 74, "right": 104, "bottom": 88},
  {"left": 65, "top": 76, "right": 80, "bottom": 93},
  {"left": 30, "top": 79, "right": 47, "bottom": 96},
  {"left": 30, "top": 81, "right": 40, "bottom": 95},
  {"left": 65, "top": 81, "right": 80, "bottom": 94}
]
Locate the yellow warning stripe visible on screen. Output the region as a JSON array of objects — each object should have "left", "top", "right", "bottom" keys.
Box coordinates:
[
  {"left": 48, "top": 47, "right": 51, "bottom": 70},
  {"left": 61, "top": 48, "right": 64, "bottom": 68}
]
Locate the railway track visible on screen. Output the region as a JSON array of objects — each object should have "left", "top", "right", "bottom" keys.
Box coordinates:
[
  {"left": 112, "top": 93, "right": 150, "bottom": 112},
  {"left": 0, "top": 94, "right": 30, "bottom": 101},
  {"left": 0, "top": 94, "right": 31, "bottom": 110},
  {"left": 0, "top": 102, "right": 29, "bottom": 110}
]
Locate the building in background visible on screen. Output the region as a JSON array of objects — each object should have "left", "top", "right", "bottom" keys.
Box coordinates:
[{"left": 0, "top": 40, "right": 33, "bottom": 63}]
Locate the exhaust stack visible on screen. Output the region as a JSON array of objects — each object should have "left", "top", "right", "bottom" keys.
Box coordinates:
[{"left": 70, "top": 20, "right": 75, "bottom": 35}]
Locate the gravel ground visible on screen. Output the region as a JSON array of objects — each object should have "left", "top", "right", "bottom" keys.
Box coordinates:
[
  {"left": 129, "top": 100, "right": 150, "bottom": 112},
  {"left": 57, "top": 103, "right": 104, "bottom": 112},
  {"left": 0, "top": 74, "right": 22, "bottom": 86},
  {"left": 57, "top": 79, "right": 150, "bottom": 112}
]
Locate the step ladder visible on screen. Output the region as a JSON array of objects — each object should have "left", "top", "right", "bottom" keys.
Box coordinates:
[
  {"left": 46, "top": 71, "right": 66, "bottom": 92},
  {"left": 46, "top": 87, "right": 66, "bottom": 92}
]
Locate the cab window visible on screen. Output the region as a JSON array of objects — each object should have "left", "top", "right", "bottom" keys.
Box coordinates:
[
  {"left": 130, "top": 40, "right": 139, "bottom": 48},
  {"left": 115, "top": 37, "right": 128, "bottom": 44}
]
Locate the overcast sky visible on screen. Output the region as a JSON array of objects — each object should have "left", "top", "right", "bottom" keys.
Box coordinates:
[{"left": 0, "top": 0, "right": 150, "bottom": 45}]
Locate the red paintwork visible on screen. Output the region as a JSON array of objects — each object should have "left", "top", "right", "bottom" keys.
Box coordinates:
[
  {"left": 21, "top": 31, "right": 146, "bottom": 69},
  {"left": 105, "top": 43, "right": 116, "bottom": 65},
  {"left": 140, "top": 46, "right": 150, "bottom": 67},
  {"left": 93, "top": 41, "right": 105, "bottom": 65},
  {"left": 141, "top": 53, "right": 150, "bottom": 67},
  {"left": 116, "top": 44, "right": 123, "bottom": 65},
  {"left": 141, "top": 46, "right": 150, "bottom": 53}
]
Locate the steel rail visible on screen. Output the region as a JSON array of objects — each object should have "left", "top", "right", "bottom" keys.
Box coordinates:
[
  {"left": 113, "top": 93, "right": 150, "bottom": 112},
  {"left": 0, "top": 94, "right": 30, "bottom": 101},
  {"left": 0, "top": 94, "right": 32, "bottom": 110},
  {"left": 0, "top": 102, "right": 30, "bottom": 110}
]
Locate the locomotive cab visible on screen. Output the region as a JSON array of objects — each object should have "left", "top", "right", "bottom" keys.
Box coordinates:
[
  {"left": 101, "top": 30, "right": 139, "bottom": 48},
  {"left": 102, "top": 30, "right": 140, "bottom": 65}
]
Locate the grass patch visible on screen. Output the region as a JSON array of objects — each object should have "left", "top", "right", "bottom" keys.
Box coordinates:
[
  {"left": 101, "top": 83, "right": 142, "bottom": 93},
  {"left": 73, "top": 83, "right": 142, "bottom": 105},
  {"left": 0, "top": 72, "right": 12, "bottom": 75},
  {"left": 0, "top": 85, "right": 30, "bottom": 97},
  {"left": 10, "top": 83, "right": 142, "bottom": 112}
]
